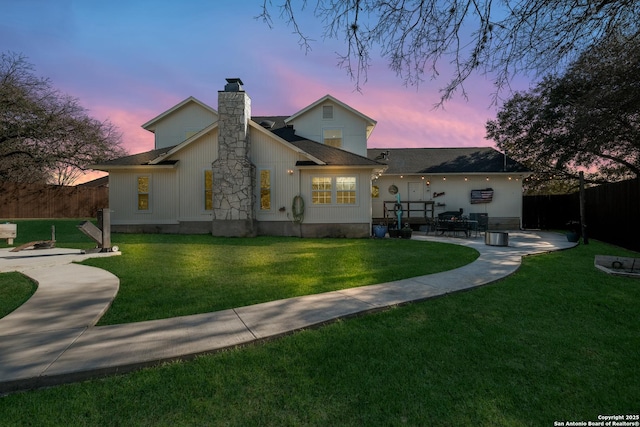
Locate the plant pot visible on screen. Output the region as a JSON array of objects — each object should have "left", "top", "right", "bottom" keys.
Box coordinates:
[
  {"left": 400, "top": 228, "right": 413, "bottom": 239},
  {"left": 373, "top": 225, "right": 388, "bottom": 238},
  {"left": 388, "top": 229, "right": 400, "bottom": 238},
  {"left": 566, "top": 231, "right": 579, "bottom": 242}
]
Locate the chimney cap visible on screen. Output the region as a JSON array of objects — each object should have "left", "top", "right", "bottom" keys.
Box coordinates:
[{"left": 224, "top": 78, "right": 244, "bottom": 92}]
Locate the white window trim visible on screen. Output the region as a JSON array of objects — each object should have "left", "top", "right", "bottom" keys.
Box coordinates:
[
  {"left": 203, "top": 169, "right": 213, "bottom": 212},
  {"left": 322, "top": 127, "right": 343, "bottom": 148},
  {"left": 311, "top": 175, "right": 359, "bottom": 206},
  {"left": 258, "top": 167, "right": 273, "bottom": 211},
  {"left": 136, "top": 174, "right": 152, "bottom": 213}
]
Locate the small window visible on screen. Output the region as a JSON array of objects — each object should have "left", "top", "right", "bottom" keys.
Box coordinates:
[
  {"left": 137, "top": 176, "right": 150, "bottom": 211},
  {"left": 323, "top": 129, "right": 342, "bottom": 148},
  {"left": 336, "top": 177, "right": 357, "bottom": 204},
  {"left": 312, "top": 177, "right": 332, "bottom": 204},
  {"left": 260, "top": 169, "right": 271, "bottom": 210},
  {"left": 204, "top": 170, "right": 213, "bottom": 210},
  {"left": 322, "top": 105, "right": 333, "bottom": 119}
]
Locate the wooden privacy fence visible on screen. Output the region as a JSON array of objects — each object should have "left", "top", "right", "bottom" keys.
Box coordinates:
[
  {"left": 523, "top": 178, "right": 640, "bottom": 252},
  {"left": 0, "top": 183, "right": 108, "bottom": 219}
]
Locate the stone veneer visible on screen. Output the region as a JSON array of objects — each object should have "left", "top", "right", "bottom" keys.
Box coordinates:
[{"left": 211, "top": 80, "right": 256, "bottom": 237}]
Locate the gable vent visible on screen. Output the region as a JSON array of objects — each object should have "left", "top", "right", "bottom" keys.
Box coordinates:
[{"left": 322, "top": 105, "right": 333, "bottom": 119}]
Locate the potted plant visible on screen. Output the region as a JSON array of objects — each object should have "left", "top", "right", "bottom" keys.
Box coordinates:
[
  {"left": 566, "top": 220, "right": 580, "bottom": 242},
  {"left": 373, "top": 223, "right": 388, "bottom": 238},
  {"left": 400, "top": 223, "right": 413, "bottom": 239},
  {"left": 388, "top": 221, "right": 400, "bottom": 238}
]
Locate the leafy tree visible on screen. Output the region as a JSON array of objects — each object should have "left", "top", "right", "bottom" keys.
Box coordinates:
[
  {"left": 486, "top": 33, "right": 640, "bottom": 192},
  {"left": 259, "top": 0, "right": 639, "bottom": 102},
  {"left": 0, "top": 52, "right": 126, "bottom": 185}
]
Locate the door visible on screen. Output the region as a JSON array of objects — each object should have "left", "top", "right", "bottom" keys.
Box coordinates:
[{"left": 408, "top": 182, "right": 424, "bottom": 201}]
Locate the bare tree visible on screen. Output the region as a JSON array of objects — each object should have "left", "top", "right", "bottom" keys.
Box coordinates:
[
  {"left": 0, "top": 52, "right": 127, "bottom": 185},
  {"left": 258, "top": 0, "right": 639, "bottom": 103}
]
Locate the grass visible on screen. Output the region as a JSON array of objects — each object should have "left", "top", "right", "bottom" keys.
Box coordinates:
[
  {"left": 0, "top": 236, "right": 638, "bottom": 425},
  {"left": 0, "top": 272, "right": 37, "bottom": 318},
  {"left": 83, "top": 234, "right": 478, "bottom": 325},
  {"left": 0, "top": 220, "right": 478, "bottom": 325}
]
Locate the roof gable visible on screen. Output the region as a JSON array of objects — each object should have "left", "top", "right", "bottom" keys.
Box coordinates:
[
  {"left": 284, "top": 94, "right": 377, "bottom": 138},
  {"left": 141, "top": 96, "right": 217, "bottom": 132}
]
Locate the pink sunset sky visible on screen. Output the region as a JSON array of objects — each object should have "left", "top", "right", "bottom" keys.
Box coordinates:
[{"left": 2, "top": 1, "right": 531, "bottom": 183}]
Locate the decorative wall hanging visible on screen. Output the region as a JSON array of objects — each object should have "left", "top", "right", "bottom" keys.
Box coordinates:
[
  {"left": 433, "top": 192, "right": 445, "bottom": 198},
  {"left": 470, "top": 188, "right": 494, "bottom": 204}
]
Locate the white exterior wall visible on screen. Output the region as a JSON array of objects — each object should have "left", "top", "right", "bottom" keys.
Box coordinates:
[
  {"left": 153, "top": 103, "right": 217, "bottom": 149},
  {"left": 299, "top": 168, "right": 373, "bottom": 224},
  {"left": 174, "top": 130, "right": 218, "bottom": 221},
  {"left": 288, "top": 101, "right": 369, "bottom": 157},
  {"left": 251, "top": 129, "right": 303, "bottom": 223},
  {"left": 372, "top": 174, "right": 524, "bottom": 223},
  {"left": 109, "top": 169, "right": 178, "bottom": 225}
]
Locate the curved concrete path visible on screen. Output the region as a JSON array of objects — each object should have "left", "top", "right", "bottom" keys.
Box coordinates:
[{"left": 0, "top": 231, "right": 576, "bottom": 394}]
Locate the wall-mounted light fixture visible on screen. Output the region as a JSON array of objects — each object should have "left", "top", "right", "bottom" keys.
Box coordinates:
[
  {"left": 400, "top": 175, "right": 404, "bottom": 179},
  {"left": 486, "top": 177, "right": 490, "bottom": 181},
  {"left": 442, "top": 177, "right": 446, "bottom": 181},
  {"left": 287, "top": 169, "right": 294, "bottom": 175},
  {"left": 464, "top": 177, "right": 468, "bottom": 181}
]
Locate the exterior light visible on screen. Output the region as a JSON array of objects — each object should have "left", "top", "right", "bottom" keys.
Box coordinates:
[{"left": 287, "top": 169, "right": 294, "bottom": 175}]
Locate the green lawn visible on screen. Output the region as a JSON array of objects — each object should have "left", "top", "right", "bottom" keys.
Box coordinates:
[{"left": 0, "top": 235, "right": 638, "bottom": 425}]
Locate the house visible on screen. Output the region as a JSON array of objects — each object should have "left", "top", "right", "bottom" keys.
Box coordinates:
[
  {"left": 92, "top": 78, "right": 530, "bottom": 237},
  {"left": 367, "top": 148, "right": 531, "bottom": 230},
  {"left": 92, "top": 78, "right": 385, "bottom": 238}
]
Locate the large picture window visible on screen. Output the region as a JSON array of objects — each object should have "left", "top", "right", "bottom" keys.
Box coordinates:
[
  {"left": 137, "top": 176, "right": 150, "bottom": 211},
  {"left": 260, "top": 169, "right": 271, "bottom": 210},
  {"left": 312, "top": 176, "right": 357, "bottom": 205},
  {"left": 204, "top": 170, "right": 213, "bottom": 210}
]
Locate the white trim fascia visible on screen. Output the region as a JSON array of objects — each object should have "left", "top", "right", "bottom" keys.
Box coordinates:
[
  {"left": 148, "top": 122, "right": 218, "bottom": 164},
  {"left": 90, "top": 164, "right": 179, "bottom": 172},
  {"left": 249, "top": 121, "right": 327, "bottom": 165},
  {"left": 284, "top": 94, "right": 377, "bottom": 131},
  {"left": 141, "top": 96, "right": 217, "bottom": 131}
]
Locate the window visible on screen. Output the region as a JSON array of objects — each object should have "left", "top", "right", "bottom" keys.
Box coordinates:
[
  {"left": 323, "top": 129, "right": 342, "bottom": 148},
  {"left": 312, "top": 177, "right": 332, "bottom": 204},
  {"left": 260, "top": 169, "right": 271, "bottom": 210},
  {"left": 322, "top": 105, "right": 333, "bottom": 119},
  {"left": 312, "top": 176, "right": 357, "bottom": 205},
  {"left": 137, "top": 176, "right": 150, "bottom": 211},
  {"left": 336, "top": 177, "right": 356, "bottom": 204},
  {"left": 204, "top": 170, "right": 213, "bottom": 210}
]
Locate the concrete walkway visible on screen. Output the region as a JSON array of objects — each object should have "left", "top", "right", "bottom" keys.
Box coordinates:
[{"left": 0, "top": 231, "right": 576, "bottom": 394}]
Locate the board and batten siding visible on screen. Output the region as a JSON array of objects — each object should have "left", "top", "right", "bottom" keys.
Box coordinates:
[
  {"left": 251, "top": 128, "right": 302, "bottom": 222},
  {"left": 153, "top": 102, "right": 217, "bottom": 150},
  {"left": 299, "top": 169, "right": 373, "bottom": 224},
  {"left": 372, "top": 174, "right": 523, "bottom": 222},
  {"left": 174, "top": 130, "right": 218, "bottom": 221},
  {"left": 109, "top": 169, "right": 178, "bottom": 224},
  {"left": 288, "top": 100, "right": 369, "bottom": 157}
]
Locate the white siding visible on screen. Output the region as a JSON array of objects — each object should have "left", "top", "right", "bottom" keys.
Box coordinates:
[
  {"left": 174, "top": 130, "right": 218, "bottom": 221},
  {"left": 372, "top": 174, "right": 524, "bottom": 221},
  {"left": 288, "top": 100, "right": 369, "bottom": 157},
  {"left": 154, "top": 102, "right": 217, "bottom": 149},
  {"left": 109, "top": 169, "right": 178, "bottom": 224},
  {"left": 299, "top": 169, "right": 372, "bottom": 224},
  {"left": 251, "top": 129, "right": 302, "bottom": 222}
]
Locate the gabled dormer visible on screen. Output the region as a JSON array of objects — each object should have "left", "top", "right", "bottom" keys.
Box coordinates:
[
  {"left": 284, "top": 95, "right": 376, "bottom": 157},
  {"left": 142, "top": 96, "right": 218, "bottom": 150}
]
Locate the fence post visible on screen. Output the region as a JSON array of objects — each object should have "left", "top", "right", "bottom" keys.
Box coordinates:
[{"left": 579, "top": 172, "right": 588, "bottom": 244}]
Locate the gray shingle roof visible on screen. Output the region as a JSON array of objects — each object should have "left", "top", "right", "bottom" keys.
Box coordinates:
[
  {"left": 96, "top": 146, "right": 179, "bottom": 167},
  {"left": 367, "top": 147, "right": 530, "bottom": 174}
]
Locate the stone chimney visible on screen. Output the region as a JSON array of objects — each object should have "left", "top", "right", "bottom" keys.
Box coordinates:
[{"left": 211, "top": 78, "right": 256, "bottom": 236}]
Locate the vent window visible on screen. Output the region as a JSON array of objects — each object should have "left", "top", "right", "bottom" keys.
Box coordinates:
[{"left": 322, "top": 105, "right": 333, "bottom": 119}]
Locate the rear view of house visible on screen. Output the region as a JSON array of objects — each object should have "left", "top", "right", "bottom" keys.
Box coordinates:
[{"left": 92, "top": 79, "right": 385, "bottom": 237}]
